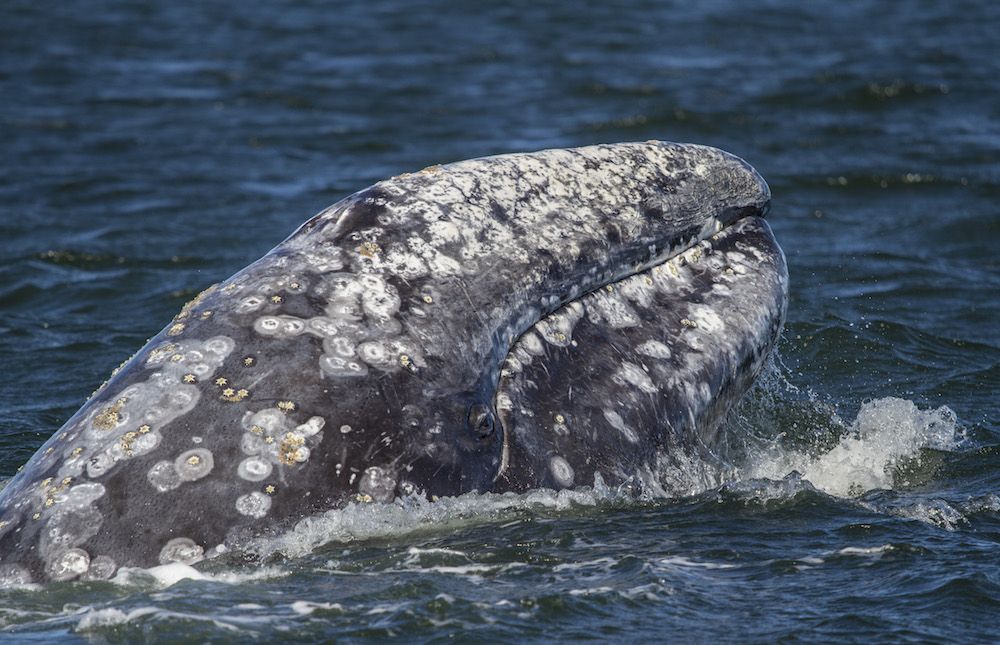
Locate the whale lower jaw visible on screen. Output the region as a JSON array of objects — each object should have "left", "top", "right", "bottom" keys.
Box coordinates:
[{"left": 494, "top": 216, "right": 788, "bottom": 493}]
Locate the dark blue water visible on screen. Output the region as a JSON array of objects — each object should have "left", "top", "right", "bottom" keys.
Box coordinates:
[{"left": 1, "top": 1, "right": 998, "bottom": 641}]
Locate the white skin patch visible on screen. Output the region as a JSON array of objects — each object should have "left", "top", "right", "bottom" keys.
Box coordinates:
[
  {"left": 235, "top": 295, "right": 266, "bottom": 314},
  {"left": 87, "top": 452, "right": 115, "bottom": 479},
  {"left": 603, "top": 409, "right": 640, "bottom": 444},
  {"left": 238, "top": 457, "right": 273, "bottom": 482},
  {"left": 495, "top": 392, "right": 514, "bottom": 413},
  {"left": 202, "top": 336, "right": 236, "bottom": 356},
  {"left": 536, "top": 302, "right": 584, "bottom": 347},
  {"left": 520, "top": 332, "right": 545, "bottom": 356},
  {"left": 302, "top": 246, "right": 344, "bottom": 272},
  {"left": 636, "top": 339, "right": 672, "bottom": 359},
  {"left": 359, "top": 275, "right": 401, "bottom": 321},
  {"left": 687, "top": 305, "right": 726, "bottom": 334},
  {"left": 427, "top": 220, "right": 461, "bottom": 245},
  {"left": 159, "top": 537, "right": 204, "bottom": 565},
  {"left": 54, "top": 483, "right": 106, "bottom": 506},
  {"left": 618, "top": 277, "right": 656, "bottom": 309},
  {"left": 249, "top": 409, "right": 284, "bottom": 434},
  {"left": 83, "top": 555, "right": 117, "bottom": 581},
  {"left": 549, "top": 456, "right": 575, "bottom": 488},
  {"left": 39, "top": 506, "right": 103, "bottom": 560},
  {"left": 307, "top": 316, "right": 340, "bottom": 337},
  {"left": 357, "top": 341, "right": 391, "bottom": 367},
  {"left": 254, "top": 315, "right": 307, "bottom": 337},
  {"left": 236, "top": 492, "right": 272, "bottom": 518},
  {"left": 147, "top": 460, "right": 182, "bottom": 492},
  {"left": 46, "top": 548, "right": 90, "bottom": 582},
  {"left": 132, "top": 432, "right": 160, "bottom": 454},
  {"left": 175, "top": 449, "right": 214, "bottom": 481},
  {"left": 406, "top": 235, "right": 463, "bottom": 277},
  {"left": 358, "top": 466, "right": 397, "bottom": 502},
  {"left": 384, "top": 247, "right": 429, "bottom": 279},
  {"left": 614, "top": 361, "right": 659, "bottom": 395},
  {"left": 297, "top": 416, "right": 326, "bottom": 436},
  {"left": 587, "top": 293, "right": 642, "bottom": 329}
]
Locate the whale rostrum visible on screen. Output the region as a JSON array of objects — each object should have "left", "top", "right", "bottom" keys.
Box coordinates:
[{"left": 0, "top": 141, "right": 783, "bottom": 583}]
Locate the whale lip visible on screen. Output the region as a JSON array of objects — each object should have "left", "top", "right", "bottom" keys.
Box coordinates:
[
  {"left": 675, "top": 142, "right": 772, "bottom": 226},
  {"left": 574, "top": 144, "right": 771, "bottom": 313}
]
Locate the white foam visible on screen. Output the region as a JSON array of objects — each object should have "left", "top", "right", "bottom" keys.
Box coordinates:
[
  {"left": 76, "top": 606, "right": 159, "bottom": 630},
  {"left": 658, "top": 556, "right": 738, "bottom": 570},
  {"left": 112, "top": 562, "right": 207, "bottom": 587},
  {"left": 250, "top": 482, "right": 622, "bottom": 560},
  {"left": 401, "top": 564, "right": 496, "bottom": 576},
  {"left": 110, "top": 562, "right": 287, "bottom": 589},
  {"left": 568, "top": 586, "right": 615, "bottom": 596},
  {"left": 405, "top": 546, "right": 468, "bottom": 557},
  {"left": 73, "top": 604, "right": 268, "bottom": 634},
  {"left": 742, "top": 397, "right": 960, "bottom": 498},
  {"left": 873, "top": 497, "right": 968, "bottom": 531},
  {"left": 290, "top": 600, "right": 343, "bottom": 616},
  {"left": 835, "top": 545, "right": 895, "bottom": 557},
  {"left": 552, "top": 557, "right": 619, "bottom": 573}
]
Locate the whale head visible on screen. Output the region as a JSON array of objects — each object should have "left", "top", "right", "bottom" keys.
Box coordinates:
[{"left": 0, "top": 142, "right": 774, "bottom": 583}]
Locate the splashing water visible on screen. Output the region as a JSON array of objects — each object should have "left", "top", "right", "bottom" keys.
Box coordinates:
[
  {"left": 744, "top": 396, "right": 960, "bottom": 498},
  {"left": 248, "top": 480, "right": 631, "bottom": 561}
]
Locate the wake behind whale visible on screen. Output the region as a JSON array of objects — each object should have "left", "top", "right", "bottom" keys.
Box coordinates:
[{"left": 0, "top": 141, "right": 785, "bottom": 583}]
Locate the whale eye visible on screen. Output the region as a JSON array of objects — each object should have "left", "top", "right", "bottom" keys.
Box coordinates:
[{"left": 468, "top": 403, "right": 495, "bottom": 440}]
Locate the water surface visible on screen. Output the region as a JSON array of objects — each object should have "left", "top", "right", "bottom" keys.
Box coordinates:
[{"left": 0, "top": 1, "right": 998, "bottom": 641}]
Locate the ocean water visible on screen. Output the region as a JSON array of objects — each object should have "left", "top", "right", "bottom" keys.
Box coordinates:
[{"left": 0, "top": 0, "right": 997, "bottom": 641}]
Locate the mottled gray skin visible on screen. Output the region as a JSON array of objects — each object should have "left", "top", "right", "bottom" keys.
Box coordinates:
[
  {"left": 0, "top": 142, "right": 773, "bottom": 583},
  {"left": 494, "top": 217, "right": 787, "bottom": 495}
]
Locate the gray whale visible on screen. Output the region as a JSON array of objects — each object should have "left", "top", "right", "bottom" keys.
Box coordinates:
[{"left": 0, "top": 141, "right": 785, "bottom": 583}]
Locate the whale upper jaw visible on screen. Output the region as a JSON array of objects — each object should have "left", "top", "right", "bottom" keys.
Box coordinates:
[{"left": 0, "top": 142, "right": 777, "bottom": 583}]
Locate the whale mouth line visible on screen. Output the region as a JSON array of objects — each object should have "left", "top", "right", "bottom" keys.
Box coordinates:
[
  {"left": 554, "top": 192, "right": 771, "bottom": 325},
  {"left": 506, "top": 213, "right": 750, "bottom": 355},
  {"left": 491, "top": 204, "right": 764, "bottom": 375},
  {"left": 643, "top": 194, "right": 774, "bottom": 272}
]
